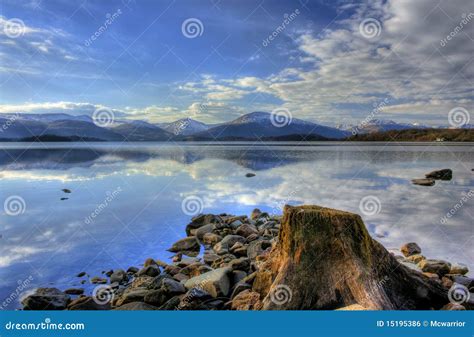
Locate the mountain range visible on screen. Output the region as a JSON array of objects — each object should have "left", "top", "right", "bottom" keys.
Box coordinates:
[{"left": 0, "top": 111, "right": 465, "bottom": 142}]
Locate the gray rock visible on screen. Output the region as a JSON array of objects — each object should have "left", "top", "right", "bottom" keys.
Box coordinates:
[
  {"left": 202, "top": 233, "right": 222, "bottom": 246},
  {"left": 137, "top": 265, "right": 161, "bottom": 277},
  {"left": 159, "top": 296, "right": 182, "bottom": 310},
  {"left": 418, "top": 259, "right": 451, "bottom": 276},
  {"left": 400, "top": 261, "right": 422, "bottom": 273},
  {"left": 250, "top": 208, "right": 262, "bottom": 220},
  {"left": 68, "top": 296, "right": 111, "bottom": 310},
  {"left": 425, "top": 169, "right": 452, "bottom": 180},
  {"left": 110, "top": 269, "right": 128, "bottom": 284},
  {"left": 185, "top": 214, "right": 222, "bottom": 236},
  {"left": 213, "top": 235, "right": 246, "bottom": 255},
  {"left": 236, "top": 224, "right": 259, "bottom": 238},
  {"left": 450, "top": 263, "right": 469, "bottom": 275},
  {"left": 90, "top": 276, "right": 107, "bottom": 284},
  {"left": 22, "top": 288, "right": 70, "bottom": 310},
  {"left": 231, "top": 270, "right": 248, "bottom": 284},
  {"left": 127, "top": 266, "right": 139, "bottom": 274},
  {"left": 247, "top": 240, "right": 272, "bottom": 260},
  {"left": 412, "top": 178, "right": 435, "bottom": 186},
  {"left": 177, "top": 288, "right": 213, "bottom": 310},
  {"left": 400, "top": 242, "right": 422, "bottom": 257},
  {"left": 231, "top": 282, "right": 252, "bottom": 299},
  {"left": 195, "top": 224, "right": 215, "bottom": 240},
  {"left": 64, "top": 288, "right": 84, "bottom": 295},
  {"left": 161, "top": 278, "right": 186, "bottom": 294},
  {"left": 184, "top": 267, "right": 232, "bottom": 297},
  {"left": 143, "top": 289, "right": 169, "bottom": 307},
  {"left": 76, "top": 272, "right": 86, "bottom": 277},
  {"left": 115, "top": 288, "right": 148, "bottom": 306},
  {"left": 167, "top": 236, "right": 200, "bottom": 257},
  {"left": 405, "top": 254, "right": 425, "bottom": 264},
  {"left": 114, "top": 302, "right": 158, "bottom": 310},
  {"left": 245, "top": 173, "right": 256, "bottom": 178}
]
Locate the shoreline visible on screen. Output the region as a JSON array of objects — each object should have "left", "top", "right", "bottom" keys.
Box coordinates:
[{"left": 20, "top": 206, "right": 473, "bottom": 311}]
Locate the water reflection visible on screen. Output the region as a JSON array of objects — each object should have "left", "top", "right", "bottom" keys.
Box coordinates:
[{"left": 0, "top": 142, "right": 472, "bottom": 308}]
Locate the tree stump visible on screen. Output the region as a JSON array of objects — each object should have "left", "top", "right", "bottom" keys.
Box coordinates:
[{"left": 253, "top": 205, "right": 449, "bottom": 310}]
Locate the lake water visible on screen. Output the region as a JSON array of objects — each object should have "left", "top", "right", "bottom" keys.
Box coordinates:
[{"left": 0, "top": 142, "right": 473, "bottom": 309}]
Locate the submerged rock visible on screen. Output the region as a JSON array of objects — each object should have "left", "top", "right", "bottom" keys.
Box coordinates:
[
  {"left": 22, "top": 288, "right": 70, "bottom": 310},
  {"left": 425, "top": 169, "right": 452, "bottom": 181},
  {"left": 64, "top": 288, "right": 84, "bottom": 295},
  {"left": 245, "top": 173, "right": 256, "bottom": 178},
  {"left": 411, "top": 178, "right": 435, "bottom": 186}
]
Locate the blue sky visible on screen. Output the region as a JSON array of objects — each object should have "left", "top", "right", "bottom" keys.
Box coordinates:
[{"left": 0, "top": 0, "right": 472, "bottom": 125}]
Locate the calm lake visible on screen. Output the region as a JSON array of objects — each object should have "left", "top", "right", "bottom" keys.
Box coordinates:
[{"left": 0, "top": 142, "right": 473, "bottom": 308}]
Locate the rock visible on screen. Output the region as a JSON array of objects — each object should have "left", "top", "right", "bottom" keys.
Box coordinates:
[
  {"left": 236, "top": 224, "right": 259, "bottom": 238},
  {"left": 202, "top": 233, "right": 222, "bottom": 246},
  {"left": 185, "top": 214, "right": 222, "bottom": 236},
  {"left": 184, "top": 267, "right": 232, "bottom": 297},
  {"left": 110, "top": 269, "right": 128, "bottom": 284},
  {"left": 229, "top": 220, "right": 243, "bottom": 229},
  {"left": 177, "top": 288, "right": 213, "bottom": 310},
  {"left": 161, "top": 278, "right": 186, "bottom": 294},
  {"left": 213, "top": 235, "right": 246, "bottom": 255},
  {"left": 131, "top": 276, "right": 155, "bottom": 289},
  {"left": 105, "top": 270, "right": 114, "bottom": 277},
  {"left": 62, "top": 188, "right": 72, "bottom": 193},
  {"left": 68, "top": 296, "right": 110, "bottom": 310},
  {"left": 64, "top": 288, "right": 84, "bottom": 295},
  {"left": 211, "top": 254, "right": 237, "bottom": 269},
  {"left": 400, "top": 242, "right": 422, "bottom": 257},
  {"left": 335, "top": 304, "right": 369, "bottom": 311},
  {"left": 173, "top": 273, "right": 189, "bottom": 282},
  {"left": 246, "top": 233, "right": 259, "bottom": 242},
  {"left": 76, "top": 272, "right": 86, "bottom": 277},
  {"left": 203, "top": 252, "right": 221, "bottom": 265},
  {"left": 114, "top": 302, "right": 158, "bottom": 310},
  {"left": 445, "top": 275, "right": 474, "bottom": 289},
  {"left": 441, "top": 277, "right": 453, "bottom": 289},
  {"left": 144, "top": 258, "right": 157, "bottom": 267},
  {"left": 450, "top": 263, "right": 469, "bottom": 275},
  {"left": 418, "top": 259, "right": 451, "bottom": 276},
  {"left": 441, "top": 303, "right": 465, "bottom": 310},
  {"left": 195, "top": 224, "right": 215, "bottom": 240},
  {"left": 231, "top": 282, "right": 252, "bottom": 299},
  {"left": 231, "top": 290, "right": 261, "bottom": 310},
  {"left": 137, "top": 265, "right": 160, "bottom": 277},
  {"left": 159, "top": 296, "right": 182, "bottom": 310},
  {"left": 425, "top": 169, "right": 452, "bottom": 181},
  {"left": 247, "top": 240, "right": 272, "bottom": 260},
  {"left": 127, "top": 266, "right": 139, "bottom": 274},
  {"left": 172, "top": 254, "right": 182, "bottom": 262},
  {"left": 115, "top": 288, "right": 148, "bottom": 306},
  {"left": 22, "top": 288, "right": 70, "bottom": 310},
  {"left": 228, "top": 257, "right": 250, "bottom": 271},
  {"left": 250, "top": 209, "right": 262, "bottom": 220},
  {"left": 174, "top": 257, "right": 200, "bottom": 268},
  {"left": 90, "top": 276, "right": 107, "bottom": 284},
  {"left": 245, "top": 173, "right": 256, "bottom": 178},
  {"left": 232, "top": 245, "right": 248, "bottom": 257},
  {"left": 406, "top": 254, "right": 425, "bottom": 264},
  {"left": 411, "top": 178, "right": 435, "bottom": 186},
  {"left": 400, "top": 261, "right": 422, "bottom": 273},
  {"left": 155, "top": 259, "right": 168, "bottom": 268},
  {"left": 231, "top": 270, "right": 248, "bottom": 284},
  {"left": 423, "top": 272, "right": 439, "bottom": 280},
  {"left": 143, "top": 290, "right": 168, "bottom": 307},
  {"left": 167, "top": 236, "right": 200, "bottom": 257}
]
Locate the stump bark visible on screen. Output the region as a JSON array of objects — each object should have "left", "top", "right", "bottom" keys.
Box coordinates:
[{"left": 253, "top": 205, "right": 448, "bottom": 310}]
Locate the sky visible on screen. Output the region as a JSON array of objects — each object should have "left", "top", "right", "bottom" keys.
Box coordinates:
[{"left": 0, "top": 0, "right": 472, "bottom": 126}]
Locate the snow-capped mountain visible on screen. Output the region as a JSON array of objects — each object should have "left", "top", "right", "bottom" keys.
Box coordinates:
[
  {"left": 340, "top": 119, "right": 427, "bottom": 134},
  {"left": 160, "top": 118, "right": 210, "bottom": 136},
  {"left": 194, "top": 111, "right": 350, "bottom": 139}
]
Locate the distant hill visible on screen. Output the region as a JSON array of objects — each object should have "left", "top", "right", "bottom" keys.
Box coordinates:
[
  {"left": 346, "top": 129, "right": 474, "bottom": 142},
  {"left": 160, "top": 118, "right": 210, "bottom": 136}
]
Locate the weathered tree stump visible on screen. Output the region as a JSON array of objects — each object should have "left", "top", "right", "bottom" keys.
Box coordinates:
[{"left": 253, "top": 205, "right": 449, "bottom": 310}]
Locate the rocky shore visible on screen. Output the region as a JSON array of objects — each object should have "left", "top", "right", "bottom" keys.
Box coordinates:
[{"left": 22, "top": 205, "right": 473, "bottom": 311}]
